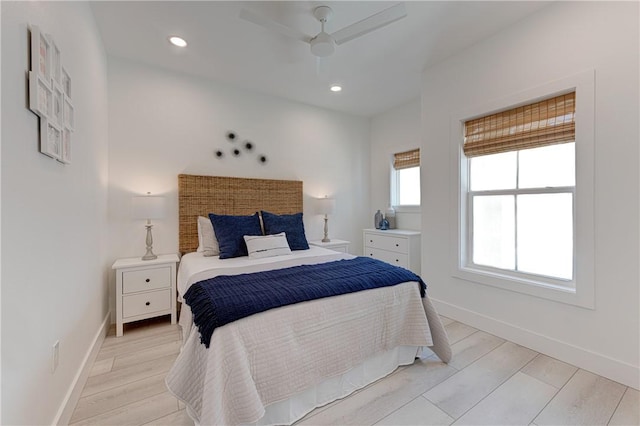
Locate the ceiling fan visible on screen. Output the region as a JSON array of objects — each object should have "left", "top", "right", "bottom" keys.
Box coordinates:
[{"left": 239, "top": 3, "right": 407, "bottom": 58}]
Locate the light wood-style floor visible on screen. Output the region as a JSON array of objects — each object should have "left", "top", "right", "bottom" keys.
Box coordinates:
[{"left": 70, "top": 315, "right": 639, "bottom": 425}]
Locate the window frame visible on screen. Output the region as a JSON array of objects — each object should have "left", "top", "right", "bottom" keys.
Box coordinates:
[{"left": 449, "top": 70, "right": 595, "bottom": 308}]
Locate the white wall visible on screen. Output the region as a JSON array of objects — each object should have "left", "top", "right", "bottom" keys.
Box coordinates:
[
  {"left": 1, "top": 2, "right": 109, "bottom": 424},
  {"left": 370, "top": 99, "right": 422, "bottom": 231},
  {"left": 421, "top": 2, "right": 639, "bottom": 388},
  {"left": 107, "top": 58, "right": 371, "bottom": 317}
]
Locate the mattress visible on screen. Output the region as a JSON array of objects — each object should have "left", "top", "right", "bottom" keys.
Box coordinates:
[{"left": 166, "top": 247, "right": 451, "bottom": 425}]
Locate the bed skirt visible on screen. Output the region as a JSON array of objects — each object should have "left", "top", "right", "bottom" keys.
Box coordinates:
[{"left": 182, "top": 345, "right": 421, "bottom": 426}]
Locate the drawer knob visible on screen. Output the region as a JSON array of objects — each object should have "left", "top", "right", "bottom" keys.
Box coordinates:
[
  {"left": 145, "top": 278, "right": 150, "bottom": 283},
  {"left": 370, "top": 240, "right": 373, "bottom": 243},
  {"left": 396, "top": 259, "right": 399, "bottom": 262},
  {"left": 395, "top": 243, "right": 399, "bottom": 247},
  {"left": 145, "top": 302, "right": 150, "bottom": 306}
]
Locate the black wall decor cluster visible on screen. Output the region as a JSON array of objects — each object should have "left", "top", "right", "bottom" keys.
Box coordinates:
[{"left": 215, "top": 130, "right": 268, "bottom": 164}]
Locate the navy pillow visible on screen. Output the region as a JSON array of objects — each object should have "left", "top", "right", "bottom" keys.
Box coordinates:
[
  {"left": 209, "top": 213, "right": 262, "bottom": 259},
  {"left": 261, "top": 211, "right": 309, "bottom": 250}
]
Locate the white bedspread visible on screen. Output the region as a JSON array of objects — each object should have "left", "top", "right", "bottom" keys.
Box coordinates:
[{"left": 166, "top": 248, "right": 451, "bottom": 425}]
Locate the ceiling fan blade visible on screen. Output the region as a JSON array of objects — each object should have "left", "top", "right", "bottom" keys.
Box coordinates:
[
  {"left": 331, "top": 3, "right": 407, "bottom": 46},
  {"left": 239, "top": 8, "right": 312, "bottom": 44}
]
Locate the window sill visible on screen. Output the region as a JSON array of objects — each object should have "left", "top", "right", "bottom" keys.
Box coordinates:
[
  {"left": 451, "top": 265, "right": 594, "bottom": 309},
  {"left": 392, "top": 205, "right": 421, "bottom": 214}
]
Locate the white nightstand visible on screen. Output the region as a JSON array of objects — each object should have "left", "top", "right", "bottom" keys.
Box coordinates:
[
  {"left": 309, "top": 239, "right": 350, "bottom": 253},
  {"left": 112, "top": 253, "right": 179, "bottom": 337}
]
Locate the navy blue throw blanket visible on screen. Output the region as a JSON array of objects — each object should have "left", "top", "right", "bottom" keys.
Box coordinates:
[{"left": 184, "top": 257, "right": 426, "bottom": 348}]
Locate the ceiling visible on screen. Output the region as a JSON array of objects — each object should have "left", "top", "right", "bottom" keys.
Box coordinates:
[{"left": 91, "top": 1, "right": 551, "bottom": 117}]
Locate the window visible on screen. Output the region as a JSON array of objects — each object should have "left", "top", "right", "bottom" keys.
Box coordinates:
[
  {"left": 469, "top": 143, "right": 575, "bottom": 281},
  {"left": 392, "top": 148, "right": 420, "bottom": 207},
  {"left": 451, "top": 72, "right": 595, "bottom": 308},
  {"left": 466, "top": 92, "right": 575, "bottom": 284}
]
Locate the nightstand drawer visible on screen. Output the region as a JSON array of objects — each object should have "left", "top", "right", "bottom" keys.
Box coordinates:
[
  {"left": 366, "top": 247, "right": 409, "bottom": 269},
  {"left": 122, "top": 289, "right": 171, "bottom": 318},
  {"left": 122, "top": 267, "right": 171, "bottom": 294},
  {"left": 364, "top": 234, "right": 408, "bottom": 253}
]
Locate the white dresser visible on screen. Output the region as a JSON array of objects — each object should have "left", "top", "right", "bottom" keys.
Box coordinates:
[
  {"left": 363, "top": 229, "right": 421, "bottom": 274},
  {"left": 112, "top": 254, "right": 179, "bottom": 336}
]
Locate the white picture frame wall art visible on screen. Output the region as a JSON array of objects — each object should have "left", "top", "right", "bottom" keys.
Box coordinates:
[
  {"left": 28, "top": 24, "right": 75, "bottom": 164},
  {"left": 60, "top": 127, "right": 72, "bottom": 164},
  {"left": 41, "top": 119, "right": 62, "bottom": 159},
  {"left": 62, "top": 67, "right": 71, "bottom": 99},
  {"left": 52, "top": 83, "right": 64, "bottom": 127},
  {"left": 63, "top": 95, "right": 74, "bottom": 131},
  {"left": 29, "top": 71, "right": 53, "bottom": 119},
  {"left": 30, "top": 25, "right": 51, "bottom": 82},
  {"left": 49, "top": 36, "right": 61, "bottom": 85}
]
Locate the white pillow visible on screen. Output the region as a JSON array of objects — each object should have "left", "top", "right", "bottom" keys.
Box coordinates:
[
  {"left": 197, "top": 220, "right": 204, "bottom": 252},
  {"left": 244, "top": 232, "right": 291, "bottom": 259},
  {"left": 197, "top": 216, "right": 219, "bottom": 256}
]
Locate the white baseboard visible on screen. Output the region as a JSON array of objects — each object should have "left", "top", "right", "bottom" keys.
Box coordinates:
[
  {"left": 432, "top": 299, "right": 639, "bottom": 390},
  {"left": 53, "top": 312, "right": 111, "bottom": 426}
]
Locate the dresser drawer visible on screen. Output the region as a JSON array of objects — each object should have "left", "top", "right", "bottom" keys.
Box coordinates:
[
  {"left": 122, "top": 289, "right": 171, "bottom": 318},
  {"left": 122, "top": 267, "right": 171, "bottom": 294},
  {"left": 364, "top": 234, "right": 408, "bottom": 253},
  {"left": 366, "top": 247, "right": 409, "bottom": 269}
]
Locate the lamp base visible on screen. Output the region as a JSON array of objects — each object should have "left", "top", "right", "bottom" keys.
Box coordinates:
[
  {"left": 141, "top": 251, "right": 157, "bottom": 261},
  {"left": 141, "top": 224, "right": 158, "bottom": 261},
  {"left": 322, "top": 215, "right": 331, "bottom": 243}
]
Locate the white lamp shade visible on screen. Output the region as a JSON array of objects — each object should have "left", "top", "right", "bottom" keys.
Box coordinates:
[
  {"left": 317, "top": 197, "right": 335, "bottom": 215},
  {"left": 132, "top": 196, "right": 166, "bottom": 220}
]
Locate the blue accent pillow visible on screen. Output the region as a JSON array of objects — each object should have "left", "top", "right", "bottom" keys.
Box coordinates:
[
  {"left": 208, "top": 213, "right": 263, "bottom": 259},
  {"left": 261, "top": 211, "right": 309, "bottom": 250}
]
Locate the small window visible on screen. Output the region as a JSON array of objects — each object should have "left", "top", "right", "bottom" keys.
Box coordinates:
[{"left": 391, "top": 149, "right": 420, "bottom": 207}]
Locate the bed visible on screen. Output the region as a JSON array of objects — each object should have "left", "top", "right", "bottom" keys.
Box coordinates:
[{"left": 165, "top": 174, "right": 451, "bottom": 425}]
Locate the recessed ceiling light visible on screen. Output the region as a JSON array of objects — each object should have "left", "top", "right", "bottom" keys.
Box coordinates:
[
  {"left": 330, "top": 85, "right": 342, "bottom": 92},
  {"left": 168, "top": 36, "right": 187, "bottom": 47}
]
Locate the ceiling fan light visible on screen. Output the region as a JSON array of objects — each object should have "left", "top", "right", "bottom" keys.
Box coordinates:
[
  {"left": 310, "top": 32, "right": 335, "bottom": 57},
  {"left": 330, "top": 85, "right": 342, "bottom": 92}
]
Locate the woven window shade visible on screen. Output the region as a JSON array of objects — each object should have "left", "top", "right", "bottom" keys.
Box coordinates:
[
  {"left": 464, "top": 92, "right": 575, "bottom": 157},
  {"left": 393, "top": 149, "right": 420, "bottom": 170}
]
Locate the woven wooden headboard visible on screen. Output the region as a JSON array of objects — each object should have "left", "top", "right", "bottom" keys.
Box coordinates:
[{"left": 178, "top": 174, "right": 303, "bottom": 254}]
